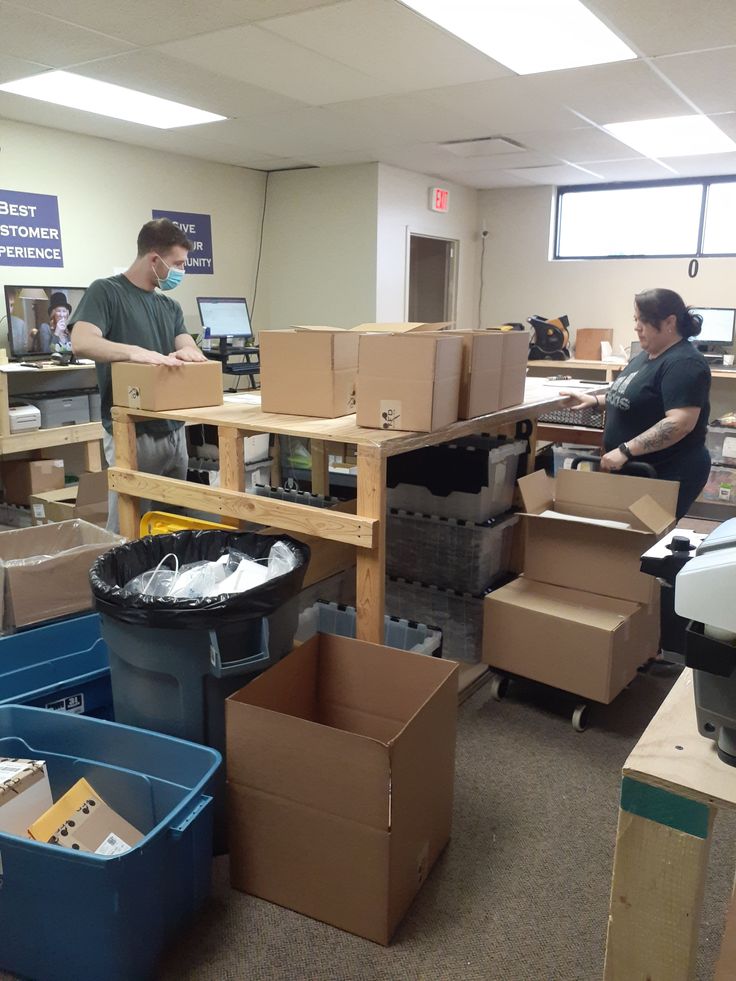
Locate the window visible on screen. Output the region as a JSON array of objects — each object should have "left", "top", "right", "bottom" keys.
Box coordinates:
[{"left": 555, "top": 177, "right": 736, "bottom": 259}]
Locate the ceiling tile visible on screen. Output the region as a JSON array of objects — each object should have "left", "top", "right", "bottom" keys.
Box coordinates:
[
  {"left": 419, "top": 78, "right": 585, "bottom": 134},
  {"left": 261, "top": 0, "right": 511, "bottom": 94},
  {"left": 654, "top": 48, "right": 736, "bottom": 115},
  {"left": 591, "top": 0, "right": 736, "bottom": 57},
  {"left": 0, "top": 54, "right": 49, "bottom": 84},
  {"left": 514, "top": 126, "right": 641, "bottom": 162},
  {"left": 159, "top": 24, "right": 397, "bottom": 105},
  {"left": 577, "top": 158, "right": 675, "bottom": 180},
  {"left": 507, "top": 164, "right": 606, "bottom": 185},
  {"left": 203, "top": 108, "right": 376, "bottom": 157},
  {"left": 10, "top": 0, "right": 345, "bottom": 46},
  {"left": 77, "top": 51, "right": 305, "bottom": 119},
  {"left": 0, "top": 1, "right": 134, "bottom": 66},
  {"left": 661, "top": 151, "right": 736, "bottom": 177}
]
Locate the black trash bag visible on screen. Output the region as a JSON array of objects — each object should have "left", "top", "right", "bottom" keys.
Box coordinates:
[{"left": 90, "top": 530, "right": 310, "bottom": 629}]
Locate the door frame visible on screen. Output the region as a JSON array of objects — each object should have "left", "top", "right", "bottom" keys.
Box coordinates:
[{"left": 404, "top": 229, "right": 460, "bottom": 323}]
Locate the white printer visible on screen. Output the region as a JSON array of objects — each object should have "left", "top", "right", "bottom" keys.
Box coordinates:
[{"left": 8, "top": 402, "right": 42, "bottom": 433}]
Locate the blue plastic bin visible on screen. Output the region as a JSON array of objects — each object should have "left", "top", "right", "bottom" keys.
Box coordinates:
[
  {"left": 0, "top": 705, "right": 220, "bottom": 981},
  {"left": 0, "top": 614, "right": 113, "bottom": 719}
]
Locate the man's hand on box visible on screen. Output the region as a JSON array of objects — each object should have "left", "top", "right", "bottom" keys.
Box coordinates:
[
  {"left": 171, "top": 347, "right": 208, "bottom": 363},
  {"left": 129, "top": 347, "right": 181, "bottom": 366}
]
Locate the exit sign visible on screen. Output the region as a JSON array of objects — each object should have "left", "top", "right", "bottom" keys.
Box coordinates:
[{"left": 429, "top": 186, "right": 449, "bottom": 213}]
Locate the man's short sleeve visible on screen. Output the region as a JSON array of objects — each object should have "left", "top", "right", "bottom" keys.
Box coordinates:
[
  {"left": 68, "top": 280, "right": 115, "bottom": 338},
  {"left": 661, "top": 358, "right": 710, "bottom": 411},
  {"left": 173, "top": 304, "right": 187, "bottom": 337}
]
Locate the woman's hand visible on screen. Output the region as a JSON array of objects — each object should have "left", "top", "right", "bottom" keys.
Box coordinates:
[
  {"left": 600, "top": 447, "right": 628, "bottom": 472},
  {"left": 559, "top": 390, "right": 600, "bottom": 410}
]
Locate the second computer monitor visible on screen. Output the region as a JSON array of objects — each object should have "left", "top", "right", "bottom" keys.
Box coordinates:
[
  {"left": 197, "top": 296, "right": 253, "bottom": 339},
  {"left": 690, "top": 307, "right": 736, "bottom": 346}
]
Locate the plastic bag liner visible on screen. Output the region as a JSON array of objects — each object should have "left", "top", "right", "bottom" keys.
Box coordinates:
[{"left": 89, "top": 530, "right": 310, "bottom": 629}]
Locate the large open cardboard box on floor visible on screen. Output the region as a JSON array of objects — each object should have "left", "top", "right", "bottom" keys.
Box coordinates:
[
  {"left": 356, "top": 332, "right": 463, "bottom": 432},
  {"left": 112, "top": 361, "right": 223, "bottom": 412},
  {"left": 483, "top": 469, "right": 677, "bottom": 703},
  {"left": 226, "top": 633, "right": 458, "bottom": 944}
]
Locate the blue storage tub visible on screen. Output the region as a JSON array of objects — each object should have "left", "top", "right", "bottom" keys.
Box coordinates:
[
  {"left": 0, "top": 705, "right": 220, "bottom": 981},
  {"left": 0, "top": 614, "right": 113, "bottom": 719}
]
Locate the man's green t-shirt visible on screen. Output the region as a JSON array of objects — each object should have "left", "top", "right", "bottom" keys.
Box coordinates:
[{"left": 69, "top": 274, "right": 188, "bottom": 435}]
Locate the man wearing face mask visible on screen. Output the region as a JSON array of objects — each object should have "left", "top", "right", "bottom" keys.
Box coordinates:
[{"left": 70, "top": 218, "right": 208, "bottom": 532}]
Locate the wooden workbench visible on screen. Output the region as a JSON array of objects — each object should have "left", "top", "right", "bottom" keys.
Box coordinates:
[
  {"left": 110, "top": 380, "right": 577, "bottom": 649},
  {"left": 604, "top": 668, "right": 736, "bottom": 981}
]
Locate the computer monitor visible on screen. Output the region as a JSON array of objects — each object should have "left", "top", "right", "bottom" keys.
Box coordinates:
[
  {"left": 196, "top": 297, "right": 253, "bottom": 339},
  {"left": 690, "top": 307, "right": 736, "bottom": 346},
  {"left": 2, "top": 285, "right": 87, "bottom": 360}
]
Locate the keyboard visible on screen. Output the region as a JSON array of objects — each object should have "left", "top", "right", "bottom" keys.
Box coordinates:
[{"left": 538, "top": 405, "right": 605, "bottom": 428}]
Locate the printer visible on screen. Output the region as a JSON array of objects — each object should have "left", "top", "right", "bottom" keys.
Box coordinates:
[
  {"left": 674, "top": 519, "right": 736, "bottom": 765},
  {"left": 8, "top": 402, "right": 41, "bottom": 434}
]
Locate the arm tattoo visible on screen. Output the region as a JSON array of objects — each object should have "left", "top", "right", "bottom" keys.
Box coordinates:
[{"left": 632, "top": 418, "right": 680, "bottom": 454}]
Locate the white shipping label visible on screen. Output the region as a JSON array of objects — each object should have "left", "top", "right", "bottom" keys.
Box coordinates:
[
  {"left": 127, "top": 385, "right": 141, "bottom": 408},
  {"left": 379, "top": 400, "right": 402, "bottom": 430},
  {"left": 31, "top": 504, "right": 46, "bottom": 520},
  {"left": 95, "top": 833, "right": 131, "bottom": 857},
  {"left": 722, "top": 436, "right": 736, "bottom": 460},
  {"left": 0, "top": 761, "right": 33, "bottom": 780},
  {"left": 718, "top": 484, "right": 733, "bottom": 501}
]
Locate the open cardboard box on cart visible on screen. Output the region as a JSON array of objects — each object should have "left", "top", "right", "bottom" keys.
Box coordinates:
[{"left": 483, "top": 469, "right": 679, "bottom": 704}]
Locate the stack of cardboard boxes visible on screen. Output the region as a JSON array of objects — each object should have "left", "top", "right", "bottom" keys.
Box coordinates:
[{"left": 259, "top": 323, "right": 530, "bottom": 430}]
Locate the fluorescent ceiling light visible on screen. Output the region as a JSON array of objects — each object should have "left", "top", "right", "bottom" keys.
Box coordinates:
[
  {"left": 604, "top": 115, "right": 736, "bottom": 158},
  {"left": 0, "top": 71, "right": 226, "bottom": 129},
  {"left": 399, "top": 0, "right": 636, "bottom": 74}
]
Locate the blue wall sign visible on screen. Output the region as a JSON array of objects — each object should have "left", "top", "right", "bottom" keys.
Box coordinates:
[
  {"left": 0, "top": 189, "right": 63, "bottom": 267},
  {"left": 151, "top": 209, "right": 214, "bottom": 274}
]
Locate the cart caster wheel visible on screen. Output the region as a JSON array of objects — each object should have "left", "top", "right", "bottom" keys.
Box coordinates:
[
  {"left": 490, "top": 673, "right": 510, "bottom": 702},
  {"left": 572, "top": 703, "right": 589, "bottom": 733}
]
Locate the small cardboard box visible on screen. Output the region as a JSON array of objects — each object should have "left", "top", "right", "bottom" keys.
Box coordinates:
[
  {"left": 259, "top": 329, "right": 360, "bottom": 418},
  {"left": 226, "top": 633, "right": 458, "bottom": 945},
  {"left": 111, "top": 361, "right": 223, "bottom": 412},
  {"left": 2, "top": 459, "right": 65, "bottom": 506},
  {"left": 483, "top": 577, "right": 659, "bottom": 703},
  {"left": 30, "top": 471, "right": 108, "bottom": 528},
  {"left": 357, "top": 333, "right": 463, "bottom": 432},
  {"left": 0, "top": 519, "right": 123, "bottom": 630},
  {"left": 29, "top": 777, "right": 143, "bottom": 855},
  {"left": 500, "top": 329, "right": 530, "bottom": 408},
  {"left": 455, "top": 331, "right": 504, "bottom": 419},
  {"left": 517, "top": 468, "right": 678, "bottom": 603},
  {"left": 354, "top": 322, "right": 453, "bottom": 333},
  {"left": 0, "top": 759, "right": 53, "bottom": 838}
]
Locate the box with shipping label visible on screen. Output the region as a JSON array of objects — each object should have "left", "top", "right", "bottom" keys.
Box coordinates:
[
  {"left": 29, "top": 777, "right": 144, "bottom": 855},
  {"left": 482, "top": 577, "right": 660, "bottom": 703},
  {"left": 0, "top": 519, "right": 123, "bottom": 630},
  {"left": 226, "top": 633, "right": 459, "bottom": 945},
  {"left": 455, "top": 331, "right": 504, "bottom": 419},
  {"left": 30, "top": 470, "right": 109, "bottom": 528},
  {"left": 0, "top": 758, "right": 53, "bottom": 838},
  {"left": 259, "top": 328, "right": 360, "bottom": 418},
  {"left": 517, "top": 467, "right": 678, "bottom": 604},
  {"left": 2, "top": 459, "right": 65, "bottom": 506},
  {"left": 356, "top": 333, "right": 463, "bottom": 432},
  {"left": 111, "top": 361, "right": 223, "bottom": 412}
]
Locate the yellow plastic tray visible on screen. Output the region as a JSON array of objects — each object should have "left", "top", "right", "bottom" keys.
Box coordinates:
[{"left": 140, "top": 511, "right": 237, "bottom": 537}]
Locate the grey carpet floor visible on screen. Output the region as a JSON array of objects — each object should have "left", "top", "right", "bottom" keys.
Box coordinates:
[{"left": 153, "top": 665, "right": 736, "bottom": 981}]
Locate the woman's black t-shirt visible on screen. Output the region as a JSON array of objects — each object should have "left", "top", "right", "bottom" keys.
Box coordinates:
[{"left": 603, "top": 339, "right": 711, "bottom": 467}]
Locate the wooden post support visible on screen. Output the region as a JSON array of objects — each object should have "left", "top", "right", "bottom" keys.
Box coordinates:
[
  {"left": 218, "top": 427, "right": 245, "bottom": 492},
  {"left": 83, "top": 438, "right": 103, "bottom": 472},
  {"left": 270, "top": 435, "right": 282, "bottom": 488},
  {"left": 112, "top": 417, "right": 140, "bottom": 539},
  {"left": 311, "top": 439, "right": 330, "bottom": 497},
  {"left": 604, "top": 777, "right": 716, "bottom": 981},
  {"left": 355, "top": 445, "right": 386, "bottom": 644}
]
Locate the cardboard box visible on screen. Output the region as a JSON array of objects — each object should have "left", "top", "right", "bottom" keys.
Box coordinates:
[
  {"left": 29, "top": 778, "right": 143, "bottom": 855},
  {"left": 259, "top": 329, "right": 360, "bottom": 418},
  {"left": 0, "top": 759, "right": 53, "bottom": 838},
  {"left": 500, "top": 329, "right": 530, "bottom": 409},
  {"left": 226, "top": 633, "right": 459, "bottom": 944},
  {"left": 455, "top": 331, "right": 504, "bottom": 419},
  {"left": 354, "top": 322, "right": 452, "bottom": 333},
  {"left": 517, "top": 468, "right": 678, "bottom": 603},
  {"left": 2, "top": 459, "right": 65, "bottom": 506},
  {"left": 483, "top": 577, "right": 659, "bottom": 703},
  {"left": 0, "top": 519, "right": 123, "bottom": 630},
  {"left": 30, "top": 470, "right": 108, "bottom": 528},
  {"left": 111, "top": 361, "right": 223, "bottom": 412},
  {"left": 575, "top": 328, "right": 613, "bottom": 361},
  {"left": 357, "top": 333, "right": 463, "bottom": 432}
]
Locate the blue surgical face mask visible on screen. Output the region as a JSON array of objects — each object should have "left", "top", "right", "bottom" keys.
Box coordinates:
[{"left": 154, "top": 255, "right": 185, "bottom": 291}]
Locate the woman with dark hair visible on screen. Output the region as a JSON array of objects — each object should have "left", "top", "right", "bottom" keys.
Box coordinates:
[{"left": 563, "top": 288, "right": 711, "bottom": 519}]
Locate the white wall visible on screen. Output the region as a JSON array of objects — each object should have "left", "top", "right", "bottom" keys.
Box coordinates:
[
  {"left": 376, "top": 165, "right": 481, "bottom": 329},
  {"left": 479, "top": 185, "right": 736, "bottom": 351},
  {"left": 255, "top": 163, "right": 379, "bottom": 332},
  {"left": 0, "top": 118, "right": 266, "bottom": 342}
]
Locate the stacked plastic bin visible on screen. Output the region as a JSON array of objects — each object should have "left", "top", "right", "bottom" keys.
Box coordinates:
[{"left": 385, "top": 436, "right": 525, "bottom": 662}]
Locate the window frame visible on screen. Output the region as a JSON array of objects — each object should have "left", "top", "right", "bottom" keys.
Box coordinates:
[{"left": 553, "top": 174, "right": 736, "bottom": 260}]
